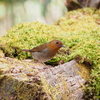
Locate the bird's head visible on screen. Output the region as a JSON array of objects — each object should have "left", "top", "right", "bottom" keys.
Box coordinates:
[{"left": 47, "top": 40, "right": 65, "bottom": 50}]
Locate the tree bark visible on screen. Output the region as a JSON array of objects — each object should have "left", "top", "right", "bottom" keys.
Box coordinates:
[{"left": 65, "top": 0, "right": 100, "bottom": 11}]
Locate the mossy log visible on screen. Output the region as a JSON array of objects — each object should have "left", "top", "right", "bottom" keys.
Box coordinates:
[{"left": 0, "top": 56, "right": 90, "bottom": 100}]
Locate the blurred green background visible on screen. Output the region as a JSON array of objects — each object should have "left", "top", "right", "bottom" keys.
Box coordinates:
[{"left": 0, "top": 0, "right": 66, "bottom": 37}]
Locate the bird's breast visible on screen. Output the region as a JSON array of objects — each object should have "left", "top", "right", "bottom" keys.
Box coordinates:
[{"left": 31, "top": 48, "right": 57, "bottom": 62}]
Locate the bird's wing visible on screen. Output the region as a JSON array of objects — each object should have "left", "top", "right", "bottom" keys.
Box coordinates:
[{"left": 29, "top": 43, "right": 48, "bottom": 52}]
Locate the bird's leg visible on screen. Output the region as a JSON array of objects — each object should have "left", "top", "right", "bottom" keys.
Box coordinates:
[
  {"left": 41, "top": 62, "right": 53, "bottom": 71},
  {"left": 40, "top": 62, "right": 47, "bottom": 67}
]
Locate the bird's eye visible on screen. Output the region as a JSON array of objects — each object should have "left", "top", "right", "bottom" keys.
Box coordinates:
[{"left": 56, "top": 42, "right": 59, "bottom": 44}]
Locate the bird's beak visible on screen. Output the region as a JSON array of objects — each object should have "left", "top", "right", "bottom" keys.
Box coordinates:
[{"left": 61, "top": 45, "right": 66, "bottom": 48}]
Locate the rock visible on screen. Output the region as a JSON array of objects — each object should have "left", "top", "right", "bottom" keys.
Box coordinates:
[
  {"left": 0, "top": 57, "right": 90, "bottom": 100},
  {"left": 41, "top": 60, "right": 90, "bottom": 100}
]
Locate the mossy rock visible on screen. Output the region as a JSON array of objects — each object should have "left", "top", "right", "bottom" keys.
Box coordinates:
[
  {"left": 0, "top": 57, "right": 49, "bottom": 100},
  {"left": 0, "top": 8, "right": 100, "bottom": 99},
  {"left": 0, "top": 57, "right": 90, "bottom": 100},
  {"left": 54, "top": 8, "right": 100, "bottom": 99},
  {"left": 0, "top": 75, "right": 43, "bottom": 100},
  {"left": 0, "top": 21, "right": 67, "bottom": 65},
  {"left": 0, "top": 8, "right": 99, "bottom": 65}
]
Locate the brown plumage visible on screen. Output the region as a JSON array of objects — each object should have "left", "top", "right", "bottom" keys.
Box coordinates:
[{"left": 21, "top": 40, "right": 65, "bottom": 62}]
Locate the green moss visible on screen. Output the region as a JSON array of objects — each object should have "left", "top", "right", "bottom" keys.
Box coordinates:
[
  {"left": 14, "top": 81, "right": 39, "bottom": 100},
  {"left": 0, "top": 21, "right": 66, "bottom": 61},
  {"left": 75, "top": 63, "right": 90, "bottom": 80},
  {"left": 0, "top": 50, "right": 4, "bottom": 58},
  {"left": 0, "top": 7, "right": 100, "bottom": 99},
  {"left": 41, "top": 76, "right": 69, "bottom": 100},
  {"left": 0, "top": 75, "right": 44, "bottom": 100},
  {"left": 55, "top": 8, "right": 100, "bottom": 99}
]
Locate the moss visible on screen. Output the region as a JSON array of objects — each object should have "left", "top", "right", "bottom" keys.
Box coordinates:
[
  {"left": 75, "top": 63, "right": 91, "bottom": 80},
  {"left": 0, "top": 50, "right": 4, "bottom": 58},
  {"left": 0, "top": 21, "right": 66, "bottom": 63},
  {"left": 0, "top": 75, "right": 44, "bottom": 100},
  {"left": 55, "top": 8, "right": 100, "bottom": 99},
  {"left": 0, "top": 8, "right": 99, "bottom": 65},
  {"left": 41, "top": 76, "right": 69, "bottom": 100},
  {"left": 0, "top": 7, "right": 100, "bottom": 99},
  {"left": 14, "top": 81, "right": 39, "bottom": 100}
]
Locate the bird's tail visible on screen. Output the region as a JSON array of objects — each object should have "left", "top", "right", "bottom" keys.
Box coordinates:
[{"left": 21, "top": 49, "right": 30, "bottom": 52}]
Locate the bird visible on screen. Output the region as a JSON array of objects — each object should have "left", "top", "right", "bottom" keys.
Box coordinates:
[{"left": 21, "top": 39, "right": 65, "bottom": 63}]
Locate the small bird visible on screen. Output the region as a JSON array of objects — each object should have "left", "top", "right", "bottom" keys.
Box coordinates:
[{"left": 21, "top": 40, "right": 65, "bottom": 62}]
